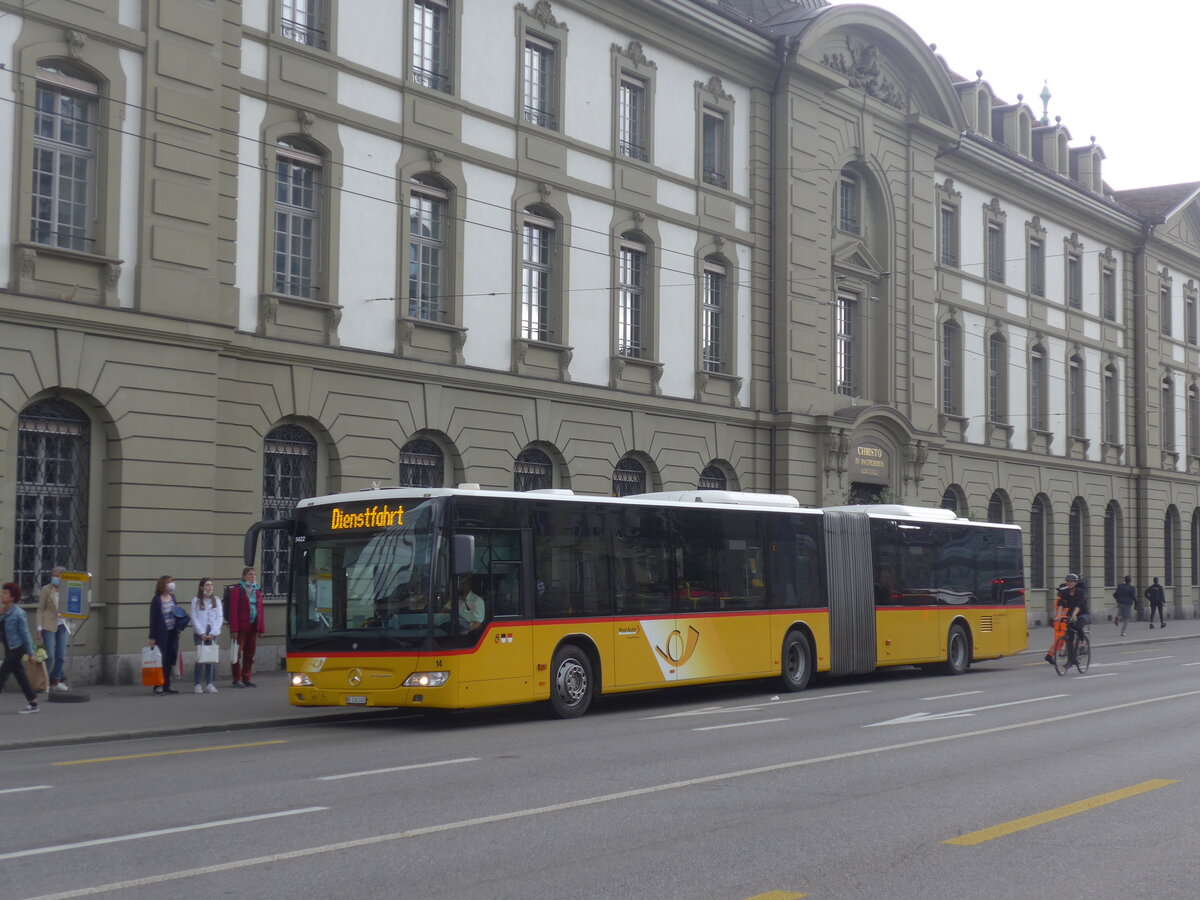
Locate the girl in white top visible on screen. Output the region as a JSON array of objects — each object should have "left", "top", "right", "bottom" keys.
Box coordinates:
[{"left": 191, "top": 578, "right": 224, "bottom": 694}]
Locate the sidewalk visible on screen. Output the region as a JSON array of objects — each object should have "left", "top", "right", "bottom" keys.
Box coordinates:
[
  {"left": 5, "top": 614, "right": 1199, "bottom": 752},
  {"left": 1, "top": 669, "right": 390, "bottom": 752}
]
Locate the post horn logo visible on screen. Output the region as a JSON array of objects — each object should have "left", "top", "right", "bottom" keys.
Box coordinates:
[{"left": 654, "top": 625, "right": 701, "bottom": 667}]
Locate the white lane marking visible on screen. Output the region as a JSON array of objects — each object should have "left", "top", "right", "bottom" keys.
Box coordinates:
[
  {"left": 319, "top": 757, "right": 479, "bottom": 781},
  {"left": 643, "top": 689, "right": 872, "bottom": 719},
  {"left": 692, "top": 718, "right": 788, "bottom": 732},
  {"left": 864, "top": 694, "right": 1068, "bottom": 727},
  {"left": 1183, "top": 662, "right": 1200, "bottom": 667},
  {"left": 1075, "top": 673, "right": 1117, "bottom": 679},
  {"left": 0, "top": 807, "right": 326, "bottom": 861},
  {"left": 24, "top": 688, "right": 1200, "bottom": 900},
  {"left": 921, "top": 691, "right": 983, "bottom": 701},
  {"left": 0, "top": 785, "right": 52, "bottom": 795},
  {"left": 1090, "top": 656, "right": 1174, "bottom": 668}
]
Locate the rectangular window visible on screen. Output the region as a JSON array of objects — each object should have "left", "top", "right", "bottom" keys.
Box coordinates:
[
  {"left": 1067, "top": 255, "right": 1082, "bottom": 308},
  {"left": 1069, "top": 358, "right": 1084, "bottom": 438},
  {"left": 523, "top": 36, "right": 557, "bottom": 129},
  {"left": 1189, "top": 389, "right": 1200, "bottom": 457},
  {"left": 836, "top": 294, "right": 857, "bottom": 396},
  {"left": 617, "top": 243, "right": 645, "bottom": 357},
  {"left": 408, "top": 184, "right": 446, "bottom": 321},
  {"left": 1031, "top": 350, "right": 1046, "bottom": 431},
  {"left": 1163, "top": 380, "right": 1176, "bottom": 451},
  {"left": 701, "top": 262, "right": 725, "bottom": 372},
  {"left": 1028, "top": 238, "right": 1044, "bottom": 296},
  {"left": 1102, "top": 267, "right": 1117, "bottom": 320},
  {"left": 412, "top": 0, "right": 451, "bottom": 92},
  {"left": 986, "top": 224, "right": 1004, "bottom": 283},
  {"left": 939, "top": 204, "right": 958, "bottom": 266},
  {"left": 1104, "top": 368, "right": 1119, "bottom": 444},
  {"left": 273, "top": 146, "right": 321, "bottom": 299},
  {"left": 1188, "top": 292, "right": 1198, "bottom": 345},
  {"left": 280, "top": 0, "right": 325, "bottom": 48},
  {"left": 839, "top": 174, "right": 859, "bottom": 234},
  {"left": 942, "top": 324, "right": 959, "bottom": 415},
  {"left": 618, "top": 76, "right": 647, "bottom": 161},
  {"left": 701, "top": 109, "right": 727, "bottom": 188},
  {"left": 521, "top": 214, "right": 553, "bottom": 341},
  {"left": 1161, "top": 286, "right": 1173, "bottom": 336},
  {"left": 988, "top": 336, "right": 1005, "bottom": 423},
  {"left": 31, "top": 72, "right": 98, "bottom": 253}
]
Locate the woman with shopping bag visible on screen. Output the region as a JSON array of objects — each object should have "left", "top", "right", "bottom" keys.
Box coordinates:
[
  {"left": 190, "top": 578, "right": 223, "bottom": 694},
  {"left": 147, "top": 575, "right": 185, "bottom": 695}
]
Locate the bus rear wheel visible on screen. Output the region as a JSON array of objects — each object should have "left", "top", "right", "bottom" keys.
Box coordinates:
[
  {"left": 780, "top": 631, "right": 812, "bottom": 692},
  {"left": 550, "top": 644, "right": 593, "bottom": 718},
  {"left": 942, "top": 623, "right": 971, "bottom": 675}
]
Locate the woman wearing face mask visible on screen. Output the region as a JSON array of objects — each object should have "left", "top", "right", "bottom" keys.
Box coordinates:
[
  {"left": 148, "top": 575, "right": 183, "bottom": 694},
  {"left": 190, "top": 578, "right": 223, "bottom": 694}
]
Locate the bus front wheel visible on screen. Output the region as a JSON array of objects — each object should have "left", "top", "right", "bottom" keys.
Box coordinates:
[
  {"left": 942, "top": 624, "right": 971, "bottom": 676},
  {"left": 780, "top": 631, "right": 812, "bottom": 692},
  {"left": 550, "top": 644, "right": 594, "bottom": 718}
]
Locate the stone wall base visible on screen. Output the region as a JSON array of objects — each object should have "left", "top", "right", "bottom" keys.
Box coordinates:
[{"left": 56, "top": 644, "right": 287, "bottom": 687}]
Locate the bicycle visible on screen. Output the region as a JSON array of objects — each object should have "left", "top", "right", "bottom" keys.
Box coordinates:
[{"left": 1050, "top": 615, "right": 1091, "bottom": 675}]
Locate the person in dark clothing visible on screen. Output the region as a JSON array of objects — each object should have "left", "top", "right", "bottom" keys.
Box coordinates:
[
  {"left": 1, "top": 582, "right": 40, "bottom": 714},
  {"left": 1145, "top": 577, "right": 1166, "bottom": 628},
  {"left": 1113, "top": 575, "right": 1136, "bottom": 637},
  {"left": 1058, "top": 574, "right": 1089, "bottom": 662},
  {"left": 148, "top": 574, "right": 184, "bottom": 694}
]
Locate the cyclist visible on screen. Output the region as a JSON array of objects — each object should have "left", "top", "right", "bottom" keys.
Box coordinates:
[{"left": 1045, "top": 574, "right": 1089, "bottom": 664}]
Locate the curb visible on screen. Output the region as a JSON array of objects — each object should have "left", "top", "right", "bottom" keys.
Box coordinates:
[{"left": 1, "top": 708, "right": 399, "bottom": 753}]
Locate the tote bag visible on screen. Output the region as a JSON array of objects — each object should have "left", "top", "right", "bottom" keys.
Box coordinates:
[
  {"left": 141, "top": 645, "right": 164, "bottom": 687},
  {"left": 196, "top": 643, "right": 219, "bottom": 664}
]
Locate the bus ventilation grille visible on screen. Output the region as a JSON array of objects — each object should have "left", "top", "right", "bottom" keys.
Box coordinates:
[{"left": 979, "top": 615, "right": 993, "bottom": 632}]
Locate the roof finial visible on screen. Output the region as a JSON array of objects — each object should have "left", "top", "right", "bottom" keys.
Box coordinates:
[{"left": 1039, "top": 79, "right": 1051, "bottom": 126}]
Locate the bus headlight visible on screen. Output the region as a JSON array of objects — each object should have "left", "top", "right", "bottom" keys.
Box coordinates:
[
  {"left": 290, "top": 674, "right": 313, "bottom": 687},
  {"left": 403, "top": 671, "right": 449, "bottom": 688}
]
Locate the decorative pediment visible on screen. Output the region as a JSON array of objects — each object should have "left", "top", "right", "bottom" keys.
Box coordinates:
[
  {"left": 517, "top": 1, "right": 566, "bottom": 32},
  {"left": 613, "top": 40, "right": 655, "bottom": 69},
  {"left": 833, "top": 238, "right": 884, "bottom": 278},
  {"left": 821, "top": 38, "right": 904, "bottom": 110},
  {"left": 696, "top": 76, "right": 732, "bottom": 102}
]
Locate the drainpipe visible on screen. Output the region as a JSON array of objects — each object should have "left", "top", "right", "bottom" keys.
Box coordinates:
[{"left": 1132, "top": 221, "right": 1154, "bottom": 611}]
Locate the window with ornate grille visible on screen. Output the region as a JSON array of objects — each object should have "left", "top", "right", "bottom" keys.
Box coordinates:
[
  {"left": 412, "top": 0, "right": 451, "bottom": 92},
  {"left": 612, "top": 457, "right": 646, "bottom": 497},
  {"left": 14, "top": 399, "right": 90, "bottom": 600},
  {"left": 399, "top": 438, "right": 445, "bottom": 487},
  {"left": 514, "top": 448, "right": 553, "bottom": 491},
  {"left": 280, "top": 0, "right": 326, "bottom": 48},
  {"left": 31, "top": 67, "right": 98, "bottom": 253},
  {"left": 698, "top": 465, "right": 726, "bottom": 491},
  {"left": 261, "top": 425, "right": 317, "bottom": 599},
  {"left": 408, "top": 179, "right": 446, "bottom": 321},
  {"left": 273, "top": 140, "right": 322, "bottom": 299}
]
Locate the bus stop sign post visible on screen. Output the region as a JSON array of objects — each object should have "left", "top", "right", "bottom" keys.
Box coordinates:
[{"left": 48, "top": 571, "right": 92, "bottom": 704}]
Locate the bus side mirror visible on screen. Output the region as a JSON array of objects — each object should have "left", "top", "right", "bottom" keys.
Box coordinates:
[{"left": 453, "top": 535, "right": 475, "bottom": 576}]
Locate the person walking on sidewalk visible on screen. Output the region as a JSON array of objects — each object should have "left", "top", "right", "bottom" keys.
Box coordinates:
[
  {"left": 0, "top": 582, "right": 40, "bottom": 714},
  {"left": 148, "top": 575, "right": 184, "bottom": 695},
  {"left": 36, "top": 565, "right": 71, "bottom": 692},
  {"left": 191, "top": 578, "right": 223, "bottom": 694},
  {"left": 1113, "top": 575, "right": 1136, "bottom": 637},
  {"left": 1145, "top": 577, "right": 1166, "bottom": 628},
  {"left": 227, "top": 567, "right": 264, "bottom": 688}
]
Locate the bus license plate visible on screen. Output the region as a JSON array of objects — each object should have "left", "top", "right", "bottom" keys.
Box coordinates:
[{"left": 345, "top": 695, "right": 367, "bottom": 705}]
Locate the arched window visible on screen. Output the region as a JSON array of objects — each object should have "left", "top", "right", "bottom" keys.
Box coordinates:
[
  {"left": 1104, "top": 501, "right": 1121, "bottom": 588},
  {"left": 1069, "top": 497, "right": 1088, "bottom": 579},
  {"left": 262, "top": 424, "right": 318, "bottom": 598},
  {"left": 1030, "top": 495, "right": 1048, "bottom": 589},
  {"left": 699, "top": 465, "right": 726, "bottom": 491},
  {"left": 399, "top": 437, "right": 444, "bottom": 488},
  {"left": 612, "top": 457, "right": 646, "bottom": 497},
  {"left": 273, "top": 138, "right": 324, "bottom": 299},
  {"left": 14, "top": 398, "right": 91, "bottom": 598},
  {"left": 514, "top": 448, "right": 553, "bottom": 492},
  {"left": 941, "top": 487, "right": 961, "bottom": 516},
  {"left": 987, "top": 490, "right": 1009, "bottom": 524}
]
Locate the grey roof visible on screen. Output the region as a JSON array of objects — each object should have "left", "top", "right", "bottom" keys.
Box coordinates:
[
  {"left": 1112, "top": 182, "right": 1200, "bottom": 221},
  {"left": 701, "top": 0, "right": 828, "bottom": 29}
]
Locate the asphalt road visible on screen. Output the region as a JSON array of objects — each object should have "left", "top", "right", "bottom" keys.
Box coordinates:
[{"left": 4, "top": 637, "right": 1200, "bottom": 900}]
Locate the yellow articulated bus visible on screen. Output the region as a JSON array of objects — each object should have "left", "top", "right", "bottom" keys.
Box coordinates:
[{"left": 245, "top": 486, "right": 1026, "bottom": 718}]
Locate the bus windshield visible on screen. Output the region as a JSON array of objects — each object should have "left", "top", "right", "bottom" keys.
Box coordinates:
[{"left": 289, "top": 498, "right": 447, "bottom": 650}]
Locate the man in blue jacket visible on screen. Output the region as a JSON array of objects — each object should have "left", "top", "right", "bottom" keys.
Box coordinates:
[{"left": 1, "top": 581, "right": 41, "bottom": 714}]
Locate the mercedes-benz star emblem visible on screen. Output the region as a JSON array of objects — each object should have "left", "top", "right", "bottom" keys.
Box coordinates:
[{"left": 348, "top": 669, "right": 363, "bottom": 686}]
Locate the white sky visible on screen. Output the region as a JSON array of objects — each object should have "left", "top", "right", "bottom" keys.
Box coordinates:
[{"left": 835, "top": 0, "right": 1197, "bottom": 191}]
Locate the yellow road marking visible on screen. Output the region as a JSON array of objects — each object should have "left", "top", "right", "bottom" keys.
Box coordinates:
[
  {"left": 943, "top": 779, "right": 1178, "bottom": 846},
  {"left": 743, "top": 893, "right": 806, "bottom": 900},
  {"left": 54, "top": 740, "right": 286, "bottom": 765}
]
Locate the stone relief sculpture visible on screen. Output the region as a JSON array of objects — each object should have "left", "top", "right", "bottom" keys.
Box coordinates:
[{"left": 822, "top": 39, "right": 904, "bottom": 110}]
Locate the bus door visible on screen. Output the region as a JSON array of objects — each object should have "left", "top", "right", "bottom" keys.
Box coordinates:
[
  {"left": 612, "top": 506, "right": 677, "bottom": 688},
  {"left": 454, "top": 529, "right": 533, "bottom": 697}
]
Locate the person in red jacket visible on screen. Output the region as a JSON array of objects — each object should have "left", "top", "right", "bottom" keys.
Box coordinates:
[{"left": 227, "top": 566, "right": 264, "bottom": 687}]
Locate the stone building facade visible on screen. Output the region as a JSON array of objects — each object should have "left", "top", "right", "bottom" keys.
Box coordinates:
[{"left": 1, "top": 0, "right": 1197, "bottom": 681}]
